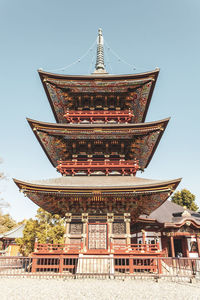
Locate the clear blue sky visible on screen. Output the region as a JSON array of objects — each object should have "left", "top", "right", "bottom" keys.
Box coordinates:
[{"left": 0, "top": 0, "right": 200, "bottom": 221}]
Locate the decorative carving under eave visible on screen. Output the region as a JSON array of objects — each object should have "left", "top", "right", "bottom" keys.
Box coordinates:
[{"left": 44, "top": 78, "right": 155, "bottom": 123}]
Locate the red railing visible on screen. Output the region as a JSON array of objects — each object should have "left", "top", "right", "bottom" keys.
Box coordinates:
[
  {"left": 64, "top": 110, "right": 134, "bottom": 123},
  {"left": 56, "top": 159, "right": 139, "bottom": 176},
  {"left": 34, "top": 242, "right": 160, "bottom": 255},
  {"left": 1, "top": 256, "right": 199, "bottom": 279},
  {"left": 35, "top": 243, "right": 82, "bottom": 254},
  {"left": 111, "top": 243, "right": 160, "bottom": 254}
]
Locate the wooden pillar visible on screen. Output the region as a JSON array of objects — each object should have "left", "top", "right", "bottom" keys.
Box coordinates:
[
  {"left": 78, "top": 96, "right": 81, "bottom": 108},
  {"left": 170, "top": 235, "right": 175, "bottom": 257},
  {"left": 82, "top": 213, "right": 88, "bottom": 252},
  {"left": 141, "top": 229, "right": 146, "bottom": 244},
  {"left": 31, "top": 256, "right": 37, "bottom": 273},
  {"left": 34, "top": 238, "right": 38, "bottom": 252},
  {"left": 107, "top": 213, "right": 114, "bottom": 252},
  {"left": 124, "top": 213, "right": 131, "bottom": 245},
  {"left": 116, "top": 95, "right": 120, "bottom": 108},
  {"left": 104, "top": 96, "right": 108, "bottom": 109},
  {"left": 59, "top": 255, "right": 64, "bottom": 273},
  {"left": 64, "top": 213, "right": 72, "bottom": 244},
  {"left": 196, "top": 235, "right": 200, "bottom": 257},
  {"left": 90, "top": 96, "right": 94, "bottom": 109}
]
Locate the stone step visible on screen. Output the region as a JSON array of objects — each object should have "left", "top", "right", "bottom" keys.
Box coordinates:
[{"left": 76, "top": 254, "right": 114, "bottom": 274}]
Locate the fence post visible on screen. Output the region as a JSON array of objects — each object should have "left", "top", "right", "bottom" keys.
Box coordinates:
[
  {"left": 59, "top": 255, "right": 63, "bottom": 273},
  {"left": 31, "top": 257, "right": 37, "bottom": 273},
  {"left": 157, "top": 257, "right": 162, "bottom": 275},
  {"left": 129, "top": 257, "right": 134, "bottom": 274}
]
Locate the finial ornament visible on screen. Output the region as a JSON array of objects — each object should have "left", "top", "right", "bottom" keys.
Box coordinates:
[{"left": 93, "top": 28, "right": 108, "bottom": 74}]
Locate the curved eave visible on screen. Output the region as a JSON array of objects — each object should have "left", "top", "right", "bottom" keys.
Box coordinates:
[
  {"left": 164, "top": 219, "right": 200, "bottom": 228},
  {"left": 38, "top": 68, "right": 160, "bottom": 81},
  {"left": 27, "top": 117, "right": 169, "bottom": 130},
  {"left": 27, "top": 117, "right": 169, "bottom": 168},
  {"left": 38, "top": 69, "right": 159, "bottom": 123},
  {"left": 13, "top": 177, "right": 181, "bottom": 193}
]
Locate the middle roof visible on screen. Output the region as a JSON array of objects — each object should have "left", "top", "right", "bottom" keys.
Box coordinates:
[{"left": 28, "top": 118, "right": 169, "bottom": 171}]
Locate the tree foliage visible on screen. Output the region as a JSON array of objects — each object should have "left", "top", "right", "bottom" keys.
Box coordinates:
[
  {"left": 16, "top": 208, "right": 65, "bottom": 256},
  {"left": 171, "top": 189, "right": 199, "bottom": 211},
  {"left": 0, "top": 211, "right": 16, "bottom": 234}
]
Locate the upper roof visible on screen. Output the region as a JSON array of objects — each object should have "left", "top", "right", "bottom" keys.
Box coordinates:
[
  {"left": 0, "top": 223, "right": 25, "bottom": 239},
  {"left": 38, "top": 69, "right": 159, "bottom": 124},
  {"left": 27, "top": 117, "right": 169, "bottom": 170}
]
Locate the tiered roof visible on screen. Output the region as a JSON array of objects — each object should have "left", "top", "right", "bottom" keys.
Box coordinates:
[
  {"left": 14, "top": 177, "right": 181, "bottom": 218},
  {"left": 38, "top": 69, "right": 159, "bottom": 123},
  {"left": 14, "top": 29, "right": 181, "bottom": 218},
  {"left": 27, "top": 118, "right": 169, "bottom": 171}
]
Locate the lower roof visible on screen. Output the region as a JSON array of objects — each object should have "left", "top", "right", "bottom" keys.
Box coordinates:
[
  {"left": 14, "top": 176, "right": 181, "bottom": 191},
  {"left": 13, "top": 176, "right": 181, "bottom": 218}
]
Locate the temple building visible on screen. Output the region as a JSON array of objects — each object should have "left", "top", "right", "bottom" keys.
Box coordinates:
[
  {"left": 14, "top": 29, "right": 200, "bottom": 265},
  {"left": 0, "top": 223, "right": 25, "bottom": 256}
]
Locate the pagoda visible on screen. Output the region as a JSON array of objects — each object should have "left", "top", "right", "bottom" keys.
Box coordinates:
[{"left": 14, "top": 29, "right": 181, "bottom": 260}]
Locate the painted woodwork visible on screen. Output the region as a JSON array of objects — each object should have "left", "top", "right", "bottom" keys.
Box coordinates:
[
  {"left": 29, "top": 119, "right": 168, "bottom": 170},
  {"left": 38, "top": 70, "right": 159, "bottom": 124},
  {"left": 64, "top": 109, "right": 134, "bottom": 124},
  {"left": 70, "top": 223, "right": 82, "bottom": 234},
  {"left": 113, "top": 222, "right": 126, "bottom": 234},
  {"left": 88, "top": 223, "right": 107, "bottom": 249},
  {"left": 56, "top": 159, "right": 139, "bottom": 176},
  {"left": 20, "top": 188, "right": 173, "bottom": 219}
]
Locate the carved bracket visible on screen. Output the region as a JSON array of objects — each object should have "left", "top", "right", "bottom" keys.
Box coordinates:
[
  {"left": 82, "top": 213, "right": 88, "bottom": 223},
  {"left": 124, "top": 212, "right": 131, "bottom": 222},
  {"left": 107, "top": 213, "right": 114, "bottom": 222},
  {"left": 65, "top": 213, "right": 72, "bottom": 223}
]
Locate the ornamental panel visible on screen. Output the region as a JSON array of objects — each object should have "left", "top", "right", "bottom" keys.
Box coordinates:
[
  {"left": 113, "top": 238, "right": 126, "bottom": 244},
  {"left": 113, "top": 222, "right": 126, "bottom": 234},
  {"left": 88, "top": 224, "right": 107, "bottom": 249},
  {"left": 70, "top": 223, "right": 82, "bottom": 234}
]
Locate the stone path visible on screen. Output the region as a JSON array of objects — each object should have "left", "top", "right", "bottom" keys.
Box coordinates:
[{"left": 0, "top": 278, "right": 200, "bottom": 300}]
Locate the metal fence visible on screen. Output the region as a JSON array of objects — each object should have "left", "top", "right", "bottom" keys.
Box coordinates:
[{"left": 0, "top": 256, "right": 199, "bottom": 280}]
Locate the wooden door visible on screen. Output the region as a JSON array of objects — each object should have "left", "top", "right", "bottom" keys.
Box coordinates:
[{"left": 88, "top": 223, "right": 107, "bottom": 249}]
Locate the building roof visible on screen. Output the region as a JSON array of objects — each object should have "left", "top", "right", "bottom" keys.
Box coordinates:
[
  {"left": 140, "top": 200, "right": 200, "bottom": 227},
  {"left": 27, "top": 118, "right": 169, "bottom": 170},
  {"left": 0, "top": 223, "right": 25, "bottom": 239},
  {"left": 38, "top": 69, "right": 159, "bottom": 123},
  {"left": 16, "top": 176, "right": 179, "bottom": 189},
  {"left": 13, "top": 176, "right": 181, "bottom": 218}
]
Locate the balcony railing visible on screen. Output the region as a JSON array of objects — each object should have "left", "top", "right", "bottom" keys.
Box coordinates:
[
  {"left": 111, "top": 243, "right": 160, "bottom": 254},
  {"left": 1, "top": 256, "right": 200, "bottom": 278},
  {"left": 56, "top": 159, "right": 139, "bottom": 176},
  {"left": 33, "top": 242, "right": 159, "bottom": 255},
  {"left": 64, "top": 110, "right": 134, "bottom": 123},
  {"left": 35, "top": 243, "right": 82, "bottom": 254}
]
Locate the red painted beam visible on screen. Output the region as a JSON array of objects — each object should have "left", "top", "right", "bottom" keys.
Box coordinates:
[{"left": 57, "top": 159, "right": 140, "bottom": 176}]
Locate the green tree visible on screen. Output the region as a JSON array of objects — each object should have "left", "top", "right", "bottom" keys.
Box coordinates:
[
  {"left": 16, "top": 208, "right": 65, "bottom": 256},
  {"left": 171, "top": 189, "right": 199, "bottom": 211},
  {"left": 0, "top": 212, "right": 16, "bottom": 234}
]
